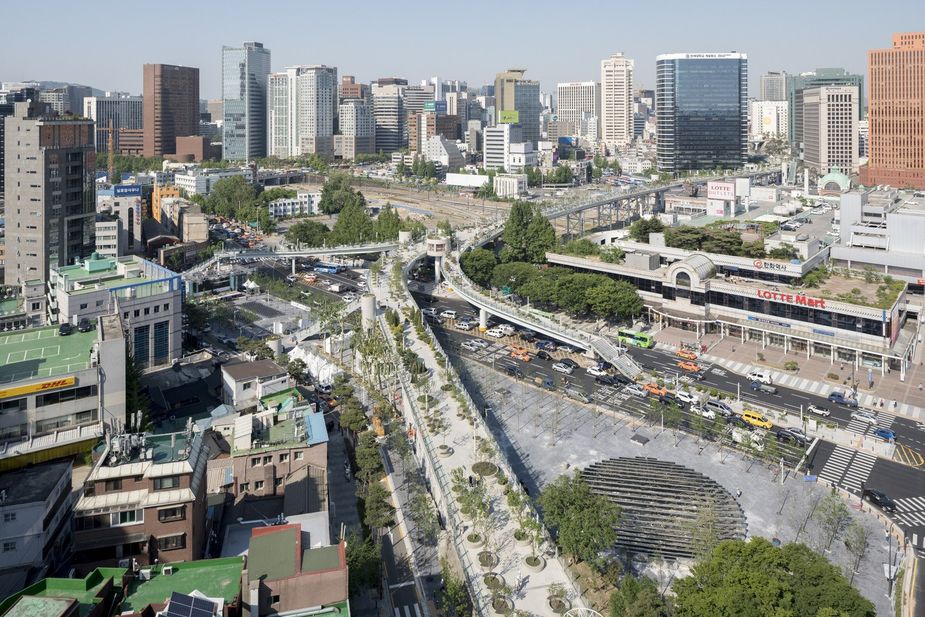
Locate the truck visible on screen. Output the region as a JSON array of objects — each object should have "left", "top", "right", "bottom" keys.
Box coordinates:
[
  {"left": 729, "top": 427, "right": 765, "bottom": 451},
  {"left": 328, "top": 283, "right": 344, "bottom": 293}
]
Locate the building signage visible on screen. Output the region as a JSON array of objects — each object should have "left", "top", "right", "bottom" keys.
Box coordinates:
[
  {"left": 114, "top": 185, "right": 142, "bottom": 197},
  {"left": 0, "top": 377, "right": 76, "bottom": 400},
  {"left": 707, "top": 181, "right": 735, "bottom": 201},
  {"left": 498, "top": 110, "right": 520, "bottom": 124},
  {"left": 747, "top": 315, "right": 791, "bottom": 328},
  {"left": 752, "top": 259, "right": 789, "bottom": 271},
  {"left": 755, "top": 288, "right": 826, "bottom": 308}
]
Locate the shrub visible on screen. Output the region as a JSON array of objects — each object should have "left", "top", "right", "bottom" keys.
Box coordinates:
[
  {"left": 826, "top": 372, "right": 840, "bottom": 380},
  {"left": 757, "top": 352, "right": 765, "bottom": 362},
  {"left": 783, "top": 360, "right": 799, "bottom": 371}
]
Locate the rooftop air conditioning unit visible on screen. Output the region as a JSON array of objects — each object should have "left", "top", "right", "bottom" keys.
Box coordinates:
[{"left": 163, "top": 566, "right": 174, "bottom": 576}]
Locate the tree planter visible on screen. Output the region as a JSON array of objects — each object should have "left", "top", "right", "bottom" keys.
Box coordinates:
[
  {"left": 482, "top": 572, "right": 505, "bottom": 591},
  {"left": 466, "top": 532, "right": 485, "bottom": 548},
  {"left": 437, "top": 444, "right": 453, "bottom": 458},
  {"left": 523, "top": 554, "right": 546, "bottom": 572},
  {"left": 472, "top": 461, "right": 498, "bottom": 479},
  {"left": 547, "top": 597, "right": 570, "bottom": 614},
  {"left": 513, "top": 530, "right": 531, "bottom": 546},
  {"left": 490, "top": 597, "right": 513, "bottom": 615},
  {"left": 478, "top": 550, "right": 499, "bottom": 570}
]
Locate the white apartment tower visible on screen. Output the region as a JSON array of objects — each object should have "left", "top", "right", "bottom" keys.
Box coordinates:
[
  {"left": 268, "top": 65, "right": 337, "bottom": 157},
  {"left": 802, "top": 85, "right": 859, "bottom": 175},
  {"left": 556, "top": 81, "right": 600, "bottom": 135},
  {"left": 600, "top": 53, "right": 634, "bottom": 151}
]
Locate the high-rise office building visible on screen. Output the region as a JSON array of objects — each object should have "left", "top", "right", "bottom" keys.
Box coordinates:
[
  {"left": 760, "top": 71, "right": 787, "bottom": 101},
  {"left": 862, "top": 32, "right": 925, "bottom": 189},
  {"left": 222, "top": 41, "right": 271, "bottom": 161},
  {"left": 0, "top": 87, "right": 36, "bottom": 215},
  {"left": 38, "top": 85, "right": 92, "bottom": 115},
  {"left": 802, "top": 86, "right": 859, "bottom": 175},
  {"left": 83, "top": 93, "right": 143, "bottom": 153},
  {"left": 557, "top": 81, "right": 600, "bottom": 132},
  {"left": 3, "top": 102, "right": 96, "bottom": 286},
  {"left": 786, "top": 68, "right": 863, "bottom": 147},
  {"left": 749, "top": 100, "right": 788, "bottom": 140},
  {"left": 335, "top": 99, "right": 375, "bottom": 159},
  {"left": 494, "top": 69, "right": 541, "bottom": 146},
  {"left": 601, "top": 53, "right": 635, "bottom": 151},
  {"left": 339, "top": 76, "right": 369, "bottom": 102},
  {"left": 656, "top": 53, "right": 748, "bottom": 174},
  {"left": 142, "top": 63, "right": 200, "bottom": 157},
  {"left": 268, "top": 65, "right": 336, "bottom": 157},
  {"left": 372, "top": 82, "right": 405, "bottom": 153}
]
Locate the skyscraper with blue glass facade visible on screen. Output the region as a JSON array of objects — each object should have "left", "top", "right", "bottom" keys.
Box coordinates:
[
  {"left": 222, "top": 41, "right": 271, "bottom": 161},
  {"left": 656, "top": 53, "right": 748, "bottom": 174}
]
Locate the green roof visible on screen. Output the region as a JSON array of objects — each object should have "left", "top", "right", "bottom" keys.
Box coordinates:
[
  {"left": 2, "top": 596, "right": 75, "bottom": 617},
  {"left": 248, "top": 527, "right": 298, "bottom": 581},
  {"left": 0, "top": 298, "right": 22, "bottom": 316},
  {"left": 0, "top": 325, "right": 97, "bottom": 385},
  {"left": 301, "top": 545, "right": 342, "bottom": 574},
  {"left": 260, "top": 387, "right": 303, "bottom": 410},
  {"left": 0, "top": 568, "right": 126, "bottom": 617},
  {"left": 120, "top": 558, "right": 244, "bottom": 612}
]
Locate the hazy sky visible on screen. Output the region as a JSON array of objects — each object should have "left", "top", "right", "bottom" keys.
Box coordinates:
[{"left": 1, "top": 0, "right": 918, "bottom": 98}]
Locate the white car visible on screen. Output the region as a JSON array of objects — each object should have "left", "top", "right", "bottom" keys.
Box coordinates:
[
  {"left": 461, "top": 340, "right": 482, "bottom": 352},
  {"left": 498, "top": 324, "right": 516, "bottom": 336},
  {"left": 456, "top": 320, "right": 475, "bottom": 331},
  {"left": 439, "top": 309, "right": 458, "bottom": 320},
  {"left": 676, "top": 390, "right": 697, "bottom": 405},
  {"left": 552, "top": 362, "right": 574, "bottom": 375},
  {"left": 421, "top": 307, "right": 438, "bottom": 317},
  {"left": 586, "top": 366, "right": 608, "bottom": 377},
  {"left": 807, "top": 404, "right": 831, "bottom": 417},
  {"left": 469, "top": 339, "right": 489, "bottom": 349},
  {"left": 691, "top": 404, "right": 716, "bottom": 420},
  {"left": 747, "top": 370, "right": 772, "bottom": 385},
  {"left": 485, "top": 327, "right": 505, "bottom": 338},
  {"left": 851, "top": 410, "right": 878, "bottom": 425},
  {"left": 625, "top": 383, "right": 648, "bottom": 398},
  {"left": 558, "top": 345, "right": 578, "bottom": 354}
]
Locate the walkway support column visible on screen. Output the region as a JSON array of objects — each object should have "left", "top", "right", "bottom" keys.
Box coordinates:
[
  {"left": 479, "top": 309, "right": 488, "bottom": 332},
  {"left": 292, "top": 258, "right": 297, "bottom": 276}
]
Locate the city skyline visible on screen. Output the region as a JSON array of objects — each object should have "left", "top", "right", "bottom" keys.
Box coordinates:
[{"left": 0, "top": 0, "right": 919, "bottom": 98}]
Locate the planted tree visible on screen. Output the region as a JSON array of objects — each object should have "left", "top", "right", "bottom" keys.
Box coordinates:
[
  {"left": 539, "top": 472, "right": 621, "bottom": 563},
  {"left": 814, "top": 493, "right": 852, "bottom": 551}
]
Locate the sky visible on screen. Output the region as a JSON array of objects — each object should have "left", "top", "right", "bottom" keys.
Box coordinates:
[{"left": 1, "top": 0, "right": 919, "bottom": 99}]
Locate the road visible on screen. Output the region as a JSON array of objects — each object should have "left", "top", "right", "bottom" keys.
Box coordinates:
[{"left": 413, "top": 291, "right": 925, "bottom": 554}]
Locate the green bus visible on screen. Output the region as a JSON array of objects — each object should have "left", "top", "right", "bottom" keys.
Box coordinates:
[{"left": 617, "top": 329, "right": 655, "bottom": 349}]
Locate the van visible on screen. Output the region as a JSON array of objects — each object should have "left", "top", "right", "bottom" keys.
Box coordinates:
[
  {"left": 706, "top": 399, "right": 733, "bottom": 417},
  {"left": 750, "top": 381, "right": 778, "bottom": 395},
  {"left": 746, "top": 370, "right": 772, "bottom": 385},
  {"left": 741, "top": 410, "right": 773, "bottom": 430},
  {"left": 422, "top": 307, "right": 438, "bottom": 317}
]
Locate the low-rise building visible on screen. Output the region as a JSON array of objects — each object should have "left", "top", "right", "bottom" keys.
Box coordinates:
[
  {"left": 420, "top": 136, "right": 464, "bottom": 172},
  {"left": 159, "top": 198, "right": 209, "bottom": 243},
  {"left": 0, "top": 567, "right": 126, "bottom": 617},
  {"left": 95, "top": 214, "right": 124, "bottom": 259},
  {"left": 493, "top": 173, "right": 527, "bottom": 197},
  {"left": 174, "top": 168, "right": 252, "bottom": 197},
  {"left": 0, "top": 462, "right": 74, "bottom": 592},
  {"left": 0, "top": 316, "right": 125, "bottom": 471},
  {"left": 221, "top": 360, "right": 289, "bottom": 409},
  {"left": 267, "top": 192, "right": 319, "bottom": 218},
  {"left": 119, "top": 557, "right": 244, "bottom": 616},
  {"left": 73, "top": 429, "right": 209, "bottom": 570},
  {"left": 48, "top": 254, "right": 183, "bottom": 370},
  {"left": 97, "top": 185, "right": 144, "bottom": 255}
]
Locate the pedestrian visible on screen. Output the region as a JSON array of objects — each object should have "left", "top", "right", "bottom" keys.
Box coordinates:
[
  {"left": 918, "top": 383, "right": 923, "bottom": 392},
  {"left": 468, "top": 475, "right": 474, "bottom": 487},
  {"left": 736, "top": 489, "right": 742, "bottom": 498}
]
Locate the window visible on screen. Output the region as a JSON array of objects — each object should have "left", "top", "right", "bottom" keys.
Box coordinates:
[
  {"left": 3, "top": 512, "right": 16, "bottom": 523},
  {"left": 154, "top": 305, "right": 160, "bottom": 313},
  {"left": 274, "top": 478, "right": 283, "bottom": 487},
  {"left": 123, "top": 312, "right": 129, "bottom": 319},
  {"left": 251, "top": 458, "right": 260, "bottom": 468},
  {"left": 157, "top": 506, "right": 186, "bottom": 522},
  {"left": 163, "top": 303, "right": 170, "bottom": 311},
  {"left": 31, "top": 302, "right": 41, "bottom": 311},
  {"left": 294, "top": 451, "right": 304, "bottom": 460},
  {"left": 144, "top": 307, "right": 150, "bottom": 316},
  {"left": 279, "top": 453, "right": 289, "bottom": 463},
  {"left": 153, "top": 476, "right": 180, "bottom": 491},
  {"left": 271, "top": 595, "right": 280, "bottom": 606},
  {"left": 255, "top": 481, "right": 264, "bottom": 491},
  {"left": 133, "top": 310, "right": 140, "bottom": 317},
  {"left": 157, "top": 534, "right": 186, "bottom": 551},
  {"left": 243, "top": 382, "right": 252, "bottom": 391},
  {"left": 111, "top": 509, "right": 142, "bottom": 526},
  {"left": 2, "top": 542, "right": 15, "bottom": 552},
  {"left": 239, "top": 483, "right": 249, "bottom": 492},
  {"left": 262, "top": 456, "right": 272, "bottom": 465},
  {"left": 104, "top": 479, "right": 122, "bottom": 491},
  {"left": 79, "top": 303, "right": 88, "bottom": 310}
]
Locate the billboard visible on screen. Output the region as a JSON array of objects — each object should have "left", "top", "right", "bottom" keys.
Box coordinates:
[
  {"left": 0, "top": 377, "right": 76, "bottom": 400},
  {"left": 423, "top": 101, "right": 447, "bottom": 114},
  {"left": 498, "top": 110, "right": 520, "bottom": 124},
  {"left": 114, "top": 185, "right": 142, "bottom": 197},
  {"left": 558, "top": 136, "right": 577, "bottom": 147},
  {"left": 707, "top": 181, "right": 735, "bottom": 201}
]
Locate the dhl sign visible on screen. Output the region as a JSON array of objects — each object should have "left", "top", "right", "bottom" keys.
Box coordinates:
[{"left": 0, "top": 377, "right": 76, "bottom": 400}]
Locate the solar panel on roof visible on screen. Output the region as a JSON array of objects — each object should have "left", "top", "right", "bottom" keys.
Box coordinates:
[{"left": 165, "top": 592, "right": 216, "bottom": 617}]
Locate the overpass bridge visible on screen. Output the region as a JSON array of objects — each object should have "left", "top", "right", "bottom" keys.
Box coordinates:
[{"left": 182, "top": 241, "right": 400, "bottom": 278}]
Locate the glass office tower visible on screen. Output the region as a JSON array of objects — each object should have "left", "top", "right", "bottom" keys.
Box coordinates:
[
  {"left": 222, "top": 41, "right": 271, "bottom": 161},
  {"left": 656, "top": 53, "right": 747, "bottom": 174}
]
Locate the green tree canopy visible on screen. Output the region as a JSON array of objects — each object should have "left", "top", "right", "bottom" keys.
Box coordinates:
[
  {"left": 610, "top": 576, "right": 672, "bottom": 617},
  {"left": 672, "top": 538, "right": 875, "bottom": 617},
  {"left": 319, "top": 172, "right": 366, "bottom": 214},
  {"left": 345, "top": 531, "right": 381, "bottom": 595},
  {"left": 490, "top": 261, "right": 539, "bottom": 291},
  {"left": 329, "top": 199, "right": 375, "bottom": 244},
  {"left": 560, "top": 238, "right": 602, "bottom": 257},
  {"left": 286, "top": 220, "right": 330, "bottom": 246},
  {"left": 502, "top": 201, "right": 535, "bottom": 262},
  {"left": 460, "top": 248, "right": 498, "bottom": 288},
  {"left": 206, "top": 175, "right": 257, "bottom": 220},
  {"left": 539, "top": 472, "right": 621, "bottom": 563},
  {"left": 628, "top": 217, "right": 665, "bottom": 243},
  {"left": 769, "top": 244, "right": 799, "bottom": 260},
  {"left": 374, "top": 203, "right": 402, "bottom": 240}
]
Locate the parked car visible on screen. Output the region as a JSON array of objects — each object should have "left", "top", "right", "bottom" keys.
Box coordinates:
[
  {"left": 439, "top": 309, "right": 458, "bottom": 320},
  {"left": 558, "top": 345, "right": 578, "bottom": 355},
  {"left": 747, "top": 370, "right": 772, "bottom": 385},
  {"left": 659, "top": 393, "right": 678, "bottom": 407},
  {"left": 750, "top": 381, "right": 778, "bottom": 395},
  {"left": 587, "top": 365, "right": 608, "bottom": 377},
  {"left": 850, "top": 410, "right": 878, "bottom": 424},
  {"left": 461, "top": 340, "right": 481, "bottom": 352},
  {"left": 560, "top": 358, "right": 579, "bottom": 369},
  {"left": 612, "top": 374, "right": 632, "bottom": 386},
  {"left": 552, "top": 362, "right": 574, "bottom": 375},
  {"left": 564, "top": 387, "right": 592, "bottom": 404},
  {"left": 503, "top": 365, "right": 524, "bottom": 379},
  {"left": 595, "top": 374, "right": 617, "bottom": 386},
  {"left": 625, "top": 383, "right": 648, "bottom": 398},
  {"left": 873, "top": 427, "right": 896, "bottom": 441},
  {"left": 643, "top": 383, "right": 667, "bottom": 397},
  {"left": 535, "top": 350, "right": 553, "bottom": 361},
  {"left": 58, "top": 322, "right": 74, "bottom": 336},
  {"left": 469, "top": 339, "right": 489, "bottom": 350},
  {"left": 535, "top": 339, "right": 557, "bottom": 351},
  {"left": 486, "top": 327, "right": 506, "bottom": 338},
  {"left": 807, "top": 404, "right": 831, "bottom": 417},
  {"left": 691, "top": 404, "right": 715, "bottom": 420},
  {"left": 456, "top": 320, "right": 475, "bottom": 331},
  {"left": 498, "top": 324, "right": 516, "bottom": 336},
  {"left": 862, "top": 488, "right": 897, "bottom": 513},
  {"left": 510, "top": 347, "right": 532, "bottom": 362},
  {"left": 706, "top": 399, "right": 733, "bottom": 417},
  {"left": 725, "top": 415, "right": 749, "bottom": 429},
  {"left": 533, "top": 376, "right": 556, "bottom": 390},
  {"left": 77, "top": 318, "right": 93, "bottom": 333},
  {"left": 828, "top": 390, "right": 859, "bottom": 408},
  {"left": 741, "top": 410, "right": 773, "bottom": 430},
  {"left": 421, "top": 307, "right": 438, "bottom": 317},
  {"left": 775, "top": 428, "right": 806, "bottom": 446},
  {"left": 518, "top": 329, "right": 537, "bottom": 342}
]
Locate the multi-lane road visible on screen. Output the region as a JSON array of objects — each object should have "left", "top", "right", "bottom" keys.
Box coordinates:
[{"left": 413, "top": 291, "right": 925, "bottom": 553}]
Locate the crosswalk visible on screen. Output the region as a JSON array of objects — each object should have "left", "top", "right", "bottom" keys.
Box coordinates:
[
  {"left": 844, "top": 411, "right": 894, "bottom": 436},
  {"left": 817, "top": 446, "right": 877, "bottom": 493},
  {"left": 892, "top": 497, "right": 925, "bottom": 527},
  {"left": 393, "top": 604, "right": 423, "bottom": 617}
]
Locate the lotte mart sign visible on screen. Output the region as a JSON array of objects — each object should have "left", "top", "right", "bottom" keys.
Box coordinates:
[{"left": 755, "top": 288, "right": 826, "bottom": 309}]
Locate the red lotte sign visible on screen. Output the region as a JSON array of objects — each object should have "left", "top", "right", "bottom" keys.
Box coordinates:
[{"left": 755, "top": 288, "right": 826, "bottom": 309}]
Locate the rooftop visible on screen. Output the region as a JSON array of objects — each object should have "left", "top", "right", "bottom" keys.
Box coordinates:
[
  {"left": 301, "top": 544, "right": 342, "bottom": 574},
  {"left": 221, "top": 359, "right": 286, "bottom": 382},
  {"left": 0, "top": 461, "right": 69, "bottom": 506},
  {"left": 3, "top": 596, "right": 75, "bottom": 617},
  {"left": 233, "top": 407, "right": 328, "bottom": 455},
  {"left": 0, "top": 568, "right": 126, "bottom": 617},
  {"left": 0, "top": 325, "right": 96, "bottom": 385},
  {"left": 94, "top": 431, "right": 195, "bottom": 467},
  {"left": 51, "top": 253, "right": 179, "bottom": 296},
  {"left": 247, "top": 525, "right": 299, "bottom": 581},
  {"left": 120, "top": 558, "right": 244, "bottom": 612}
]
